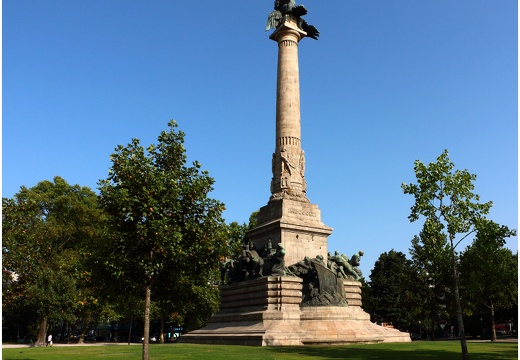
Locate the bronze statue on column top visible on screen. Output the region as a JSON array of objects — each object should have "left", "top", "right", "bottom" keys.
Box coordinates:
[{"left": 266, "top": 1, "right": 320, "bottom": 40}]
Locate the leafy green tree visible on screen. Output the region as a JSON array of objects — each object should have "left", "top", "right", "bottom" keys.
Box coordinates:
[
  {"left": 2, "top": 177, "right": 105, "bottom": 345},
  {"left": 150, "top": 216, "right": 256, "bottom": 343},
  {"left": 98, "top": 120, "right": 229, "bottom": 360},
  {"left": 409, "top": 222, "right": 453, "bottom": 340},
  {"left": 402, "top": 150, "right": 492, "bottom": 360},
  {"left": 460, "top": 219, "right": 516, "bottom": 341},
  {"left": 364, "top": 250, "right": 419, "bottom": 330},
  {"left": 227, "top": 221, "right": 250, "bottom": 259},
  {"left": 151, "top": 260, "right": 222, "bottom": 343}
]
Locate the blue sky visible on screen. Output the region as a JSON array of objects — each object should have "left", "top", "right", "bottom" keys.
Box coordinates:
[{"left": 3, "top": 1, "right": 518, "bottom": 277}]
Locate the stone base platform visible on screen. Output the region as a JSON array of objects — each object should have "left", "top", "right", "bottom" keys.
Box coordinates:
[
  {"left": 299, "top": 307, "right": 411, "bottom": 345},
  {"left": 178, "top": 277, "right": 411, "bottom": 346},
  {"left": 178, "top": 276, "right": 304, "bottom": 346}
]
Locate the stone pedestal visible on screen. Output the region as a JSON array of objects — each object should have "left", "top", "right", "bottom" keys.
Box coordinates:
[
  {"left": 298, "top": 281, "right": 411, "bottom": 345},
  {"left": 344, "top": 280, "right": 363, "bottom": 307},
  {"left": 178, "top": 277, "right": 304, "bottom": 346},
  {"left": 246, "top": 198, "right": 332, "bottom": 267},
  {"left": 178, "top": 278, "right": 411, "bottom": 346}
]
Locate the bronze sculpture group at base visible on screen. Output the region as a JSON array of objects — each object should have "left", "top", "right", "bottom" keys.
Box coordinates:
[{"left": 222, "top": 241, "right": 364, "bottom": 307}]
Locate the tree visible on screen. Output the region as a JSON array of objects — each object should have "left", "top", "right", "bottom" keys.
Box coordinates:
[
  {"left": 364, "top": 250, "right": 419, "bottom": 330},
  {"left": 460, "top": 219, "right": 516, "bottom": 341},
  {"left": 98, "top": 120, "right": 229, "bottom": 360},
  {"left": 227, "top": 220, "right": 250, "bottom": 260},
  {"left": 402, "top": 150, "right": 492, "bottom": 360},
  {"left": 409, "top": 222, "right": 453, "bottom": 340},
  {"left": 2, "top": 177, "right": 105, "bottom": 345}
]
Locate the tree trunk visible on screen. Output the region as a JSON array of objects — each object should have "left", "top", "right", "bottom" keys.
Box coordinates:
[
  {"left": 428, "top": 279, "right": 438, "bottom": 341},
  {"left": 65, "top": 320, "right": 70, "bottom": 343},
  {"left": 78, "top": 317, "right": 87, "bottom": 344},
  {"left": 142, "top": 282, "right": 152, "bottom": 360},
  {"left": 70, "top": 321, "right": 78, "bottom": 344},
  {"left": 160, "top": 317, "right": 165, "bottom": 344},
  {"left": 430, "top": 297, "right": 436, "bottom": 341},
  {"left": 36, "top": 316, "right": 48, "bottom": 346},
  {"left": 127, "top": 318, "right": 133, "bottom": 345},
  {"left": 450, "top": 241, "right": 469, "bottom": 360},
  {"left": 59, "top": 320, "right": 66, "bottom": 342},
  {"left": 490, "top": 301, "right": 497, "bottom": 342}
]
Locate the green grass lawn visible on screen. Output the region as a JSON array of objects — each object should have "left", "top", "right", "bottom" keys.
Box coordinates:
[{"left": 2, "top": 341, "right": 517, "bottom": 360}]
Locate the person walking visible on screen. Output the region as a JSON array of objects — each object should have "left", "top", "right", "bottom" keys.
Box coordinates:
[{"left": 47, "top": 334, "right": 52, "bottom": 347}]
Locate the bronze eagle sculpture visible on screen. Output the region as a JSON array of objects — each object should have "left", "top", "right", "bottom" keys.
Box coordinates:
[{"left": 265, "top": 0, "right": 320, "bottom": 40}]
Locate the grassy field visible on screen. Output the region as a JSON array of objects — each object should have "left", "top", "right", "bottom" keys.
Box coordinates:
[{"left": 2, "top": 341, "right": 517, "bottom": 360}]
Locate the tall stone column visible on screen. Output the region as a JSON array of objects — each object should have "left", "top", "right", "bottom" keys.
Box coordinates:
[
  {"left": 270, "top": 17, "right": 307, "bottom": 201},
  {"left": 246, "top": 14, "right": 332, "bottom": 267}
]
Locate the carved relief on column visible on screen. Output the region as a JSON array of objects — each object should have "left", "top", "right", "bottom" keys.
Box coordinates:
[{"left": 270, "top": 144, "right": 308, "bottom": 202}]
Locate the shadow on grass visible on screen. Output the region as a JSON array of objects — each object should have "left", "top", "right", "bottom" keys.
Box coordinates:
[{"left": 264, "top": 342, "right": 517, "bottom": 360}]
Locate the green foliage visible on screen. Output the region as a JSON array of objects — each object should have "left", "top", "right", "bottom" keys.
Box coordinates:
[
  {"left": 460, "top": 219, "right": 517, "bottom": 339},
  {"left": 409, "top": 227, "right": 452, "bottom": 339},
  {"left": 226, "top": 210, "right": 258, "bottom": 260},
  {"left": 402, "top": 150, "right": 493, "bottom": 358},
  {"left": 364, "top": 250, "right": 419, "bottom": 330},
  {"left": 402, "top": 149, "right": 492, "bottom": 244},
  {"left": 461, "top": 219, "right": 517, "bottom": 309},
  {"left": 226, "top": 221, "right": 248, "bottom": 259},
  {"left": 97, "top": 120, "right": 230, "bottom": 342},
  {"left": 98, "top": 120, "right": 228, "bottom": 287},
  {"left": 151, "top": 267, "right": 221, "bottom": 333},
  {"left": 2, "top": 177, "right": 106, "bottom": 342}
]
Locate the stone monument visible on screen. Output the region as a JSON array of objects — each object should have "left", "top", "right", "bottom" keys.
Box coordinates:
[{"left": 178, "top": 2, "right": 411, "bottom": 345}]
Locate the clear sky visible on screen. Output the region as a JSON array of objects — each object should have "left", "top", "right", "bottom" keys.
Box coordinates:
[{"left": 3, "top": 1, "right": 518, "bottom": 277}]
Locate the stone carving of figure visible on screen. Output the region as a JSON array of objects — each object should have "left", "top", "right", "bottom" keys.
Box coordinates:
[
  {"left": 280, "top": 147, "right": 298, "bottom": 176},
  {"left": 299, "top": 150, "right": 306, "bottom": 177},
  {"left": 281, "top": 175, "right": 289, "bottom": 188}
]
